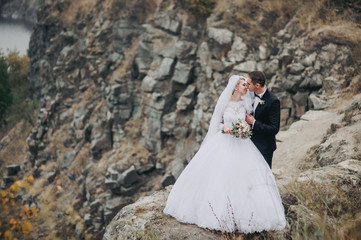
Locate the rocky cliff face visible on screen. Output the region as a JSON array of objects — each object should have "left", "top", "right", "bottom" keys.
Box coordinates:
[
  {"left": 2, "top": 0, "right": 361, "bottom": 239},
  {"left": 0, "top": 0, "right": 38, "bottom": 24}
]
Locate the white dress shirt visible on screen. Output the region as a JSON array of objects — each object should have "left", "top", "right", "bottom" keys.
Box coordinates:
[
  {"left": 253, "top": 88, "right": 267, "bottom": 113},
  {"left": 252, "top": 88, "right": 267, "bottom": 128}
]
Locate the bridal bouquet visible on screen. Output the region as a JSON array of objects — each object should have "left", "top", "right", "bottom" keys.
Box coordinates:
[{"left": 222, "top": 118, "right": 252, "bottom": 139}]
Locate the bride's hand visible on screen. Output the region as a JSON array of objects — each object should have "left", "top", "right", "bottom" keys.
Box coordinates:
[{"left": 223, "top": 126, "right": 233, "bottom": 134}]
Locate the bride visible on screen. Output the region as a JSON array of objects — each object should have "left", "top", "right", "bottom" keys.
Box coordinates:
[{"left": 163, "top": 75, "right": 286, "bottom": 233}]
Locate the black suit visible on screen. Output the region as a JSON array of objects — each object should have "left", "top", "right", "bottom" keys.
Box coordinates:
[{"left": 251, "top": 89, "right": 280, "bottom": 168}]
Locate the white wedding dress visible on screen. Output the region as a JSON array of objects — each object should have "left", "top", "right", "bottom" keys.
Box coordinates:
[{"left": 163, "top": 100, "right": 286, "bottom": 233}]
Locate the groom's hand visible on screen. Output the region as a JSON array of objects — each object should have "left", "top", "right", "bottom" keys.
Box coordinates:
[{"left": 246, "top": 113, "right": 255, "bottom": 125}]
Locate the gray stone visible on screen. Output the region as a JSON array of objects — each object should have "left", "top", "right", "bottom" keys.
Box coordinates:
[
  {"left": 154, "top": 13, "right": 182, "bottom": 34},
  {"left": 280, "top": 51, "right": 293, "bottom": 66},
  {"left": 323, "top": 76, "right": 340, "bottom": 94},
  {"left": 84, "top": 214, "right": 92, "bottom": 227},
  {"left": 313, "top": 59, "right": 321, "bottom": 71},
  {"left": 198, "top": 41, "right": 211, "bottom": 70},
  {"left": 72, "top": 107, "right": 88, "bottom": 130},
  {"left": 256, "top": 61, "right": 266, "bottom": 71},
  {"left": 227, "top": 36, "right": 248, "bottom": 63},
  {"left": 318, "top": 44, "right": 337, "bottom": 64},
  {"left": 62, "top": 150, "right": 77, "bottom": 168},
  {"left": 233, "top": 60, "right": 256, "bottom": 72},
  {"left": 176, "top": 98, "right": 193, "bottom": 111},
  {"left": 0, "top": 135, "right": 10, "bottom": 150},
  {"left": 170, "top": 158, "right": 185, "bottom": 179},
  {"left": 162, "top": 112, "right": 176, "bottom": 133},
  {"left": 207, "top": 27, "right": 233, "bottom": 45},
  {"left": 105, "top": 179, "right": 119, "bottom": 191},
  {"left": 153, "top": 57, "right": 175, "bottom": 80},
  {"left": 280, "top": 108, "right": 291, "bottom": 126},
  {"left": 301, "top": 52, "right": 316, "bottom": 67},
  {"left": 283, "top": 75, "right": 303, "bottom": 93},
  {"left": 150, "top": 93, "right": 165, "bottom": 111},
  {"left": 113, "top": 19, "right": 142, "bottom": 51},
  {"left": 135, "top": 37, "right": 153, "bottom": 74},
  {"left": 106, "top": 85, "right": 132, "bottom": 124},
  {"left": 108, "top": 52, "right": 122, "bottom": 63},
  {"left": 155, "top": 162, "right": 164, "bottom": 171},
  {"left": 298, "top": 160, "right": 361, "bottom": 183},
  {"left": 176, "top": 85, "right": 196, "bottom": 111},
  {"left": 161, "top": 173, "right": 175, "bottom": 187},
  {"left": 120, "top": 183, "right": 142, "bottom": 196},
  {"left": 119, "top": 166, "right": 140, "bottom": 187},
  {"left": 2, "top": 176, "right": 15, "bottom": 188},
  {"left": 162, "top": 41, "right": 198, "bottom": 60},
  {"left": 47, "top": 171, "right": 57, "bottom": 183},
  {"left": 264, "top": 59, "right": 279, "bottom": 77},
  {"left": 90, "top": 199, "right": 101, "bottom": 215},
  {"left": 173, "top": 125, "right": 188, "bottom": 140},
  {"left": 90, "top": 122, "right": 112, "bottom": 159},
  {"left": 144, "top": 108, "right": 162, "bottom": 153},
  {"left": 27, "top": 137, "right": 38, "bottom": 155},
  {"left": 106, "top": 165, "right": 121, "bottom": 181},
  {"left": 300, "top": 74, "right": 323, "bottom": 89},
  {"left": 259, "top": 44, "right": 270, "bottom": 60},
  {"left": 141, "top": 76, "right": 157, "bottom": 92},
  {"left": 209, "top": 59, "right": 225, "bottom": 72},
  {"left": 5, "top": 165, "right": 21, "bottom": 176},
  {"left": 104, "top": 196, "right": 132, "bottom": 223},
  {"left": 176, "top": 41, "right": 198, "bottom": 60},
  {"left": 287, "top": 63, "right": 305, "bottom": 74},
  {"left": 181, "top": 26, "right": 200, "bottom": 41},
  {"left": 308, "top": 94, "right": 330, "bottom": 110},
  {"left": 172, "top": 62, "right": 192, "bottom": 84},
  {"left": 103, "top": 187, "right": 218, "bottom": 240},
  {"left": 136, "top": 163, "right": 155, "bottom": 175},
  {"left": 293, "top": 92, "right": 309, "bottom": 117}
]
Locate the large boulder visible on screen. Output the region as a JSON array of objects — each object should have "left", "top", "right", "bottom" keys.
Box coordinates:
[
  {"left": 207, "top": 27, "right": 233, "bottom": 45},
  {"left": 103, "top": 187, "right": 218, "bottom": 240}
]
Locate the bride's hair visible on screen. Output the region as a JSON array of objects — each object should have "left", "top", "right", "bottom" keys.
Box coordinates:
[
  {"left": 202, "top": 75, "right": 252, "bottom": 145},
  {"left": 232, "top": 76, "right": 247, "bottom": 95}
]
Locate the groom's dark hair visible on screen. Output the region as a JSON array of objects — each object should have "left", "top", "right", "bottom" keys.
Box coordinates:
[{"left": 249, "top": 71, "right": 266, "bottom": 87}]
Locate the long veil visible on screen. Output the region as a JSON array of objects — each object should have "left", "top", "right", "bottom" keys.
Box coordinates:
[{"left": 202, "top": 75, "right": 254, "bottom": 146}]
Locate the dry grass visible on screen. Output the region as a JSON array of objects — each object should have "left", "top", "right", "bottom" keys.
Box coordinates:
[
  {"left": 68, "top": 143, "right": 91, "bottom": 176},
  {"left": 88, "top": 117, "right": 151, "bottom": 180},
  {"left": 281, "top": 179, "right": 361, "bottom": 239},
  {"left": 109, "top": 0, "right": 158, "bottom": 22},
  {"left": 0, "top": 120, "right": 32, "bottom": 169},
  {"left": 61, "top": 0, "right": 98, "bottom": 24},
  {"left": 211, "top": 0, "right": 361, "bottom": 49},
  {"left": 111, "top": 36, "right": 139, "bottom": 83},
  {"left": 26, "top": 165, "right": 85, "bottom": 239}
]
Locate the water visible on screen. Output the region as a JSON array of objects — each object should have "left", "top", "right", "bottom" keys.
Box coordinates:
[{"left": 0, "top": 20, "right": 33, "bottom": 56}]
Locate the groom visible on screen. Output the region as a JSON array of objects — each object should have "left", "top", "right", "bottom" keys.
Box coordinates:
[{"left": 245, "top": 71, "right": 280, "bottom": 169}]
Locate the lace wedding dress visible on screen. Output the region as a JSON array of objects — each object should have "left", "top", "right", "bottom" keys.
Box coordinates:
[{"left": 163, "top": 100, "right": 286, "bottom": 233}]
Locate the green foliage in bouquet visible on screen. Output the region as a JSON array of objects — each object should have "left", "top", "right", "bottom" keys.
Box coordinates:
[{"left": 221, "top": 118, "right": 252, "bottom": 139}]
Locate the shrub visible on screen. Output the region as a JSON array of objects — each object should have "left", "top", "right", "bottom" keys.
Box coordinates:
[
  {"left": 0, "top": 175, "right": 37, "bottom": 239},
  {"left": 186, "top": 0, "right": 217, "bottom": 16},
  {"left": 0, "top": 55, "right": 12, "bottom": 127},
  {"left": 0, "top": 50, "right": 37, "bottom": 129}
]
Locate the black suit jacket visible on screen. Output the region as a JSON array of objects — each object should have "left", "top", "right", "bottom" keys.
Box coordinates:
[{"left": 251, "top": 89, "right": 280, "bottom": 156}]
